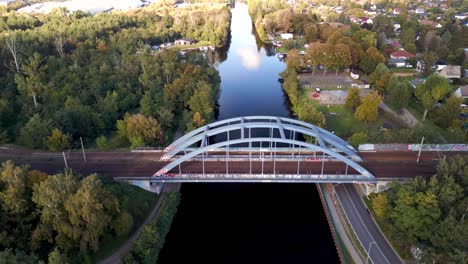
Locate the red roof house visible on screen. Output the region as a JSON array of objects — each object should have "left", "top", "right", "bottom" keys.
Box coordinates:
[{"left": 390, "top": 50, "right": 415, "bottom": 60}]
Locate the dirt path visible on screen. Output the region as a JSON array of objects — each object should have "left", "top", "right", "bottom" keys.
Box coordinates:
[
  {"left": 98, "top": 183, "right": 181, "bottom": 264},
  {"left": 379, "top": 102, "right": 418, "bottom": 127}
]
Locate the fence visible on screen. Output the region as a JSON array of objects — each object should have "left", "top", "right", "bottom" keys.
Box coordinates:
[{"left": 359, "top": 144, "right": 468, "bottom": 152}]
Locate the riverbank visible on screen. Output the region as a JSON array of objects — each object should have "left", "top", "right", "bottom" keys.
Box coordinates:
[
  {"left": 98, "top": 183, "right": 181, "bottom": 264},
  {"left": 319, "top": 184, "right": 366, "bottom": 264}
]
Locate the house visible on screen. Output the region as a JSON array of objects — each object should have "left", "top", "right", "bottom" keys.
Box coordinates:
[
  {"left": 393, "top": 8, "right": 401, "bottom": 15},
  {"left": 415, "top": 8, "right": 425, "bottom": 15},
  {"left": 438, "top": 65, "right": 461, "bottom": 79},
  {"left": 387, "top": 58, "right": 408, "bottom": 68},
  {"left": 416, "top": 60, "right": 448, "bottom": 73},
  {"left": 174, "top": 38, "right": 197, "bottom": 45},
  {"left": 280, "top": 33, "right": 293, "bottom": 40},
  {"left": 455, "top": 86, "right": 468, "bottom": 99},
  {"left": 419, "top": 19, "right": 442, "bottom": 29},
  {"left": 390, "top": 50, "right": 415, "bottom": 60}
]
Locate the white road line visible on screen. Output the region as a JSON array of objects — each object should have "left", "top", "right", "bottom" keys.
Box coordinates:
[{"left": 342, "top": 185, "right": 391, "bottom": 264}]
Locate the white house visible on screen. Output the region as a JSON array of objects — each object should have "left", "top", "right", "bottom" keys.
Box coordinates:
[{"left": 280, "top": 33, "right": 293, "bottom": 40}]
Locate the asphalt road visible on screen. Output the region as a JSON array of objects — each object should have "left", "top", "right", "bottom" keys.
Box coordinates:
[{"left": 334, "top": 184, "right": 402, "bottom": 264}]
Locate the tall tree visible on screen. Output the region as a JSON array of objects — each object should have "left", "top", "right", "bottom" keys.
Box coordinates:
[
  {"left": 355, "top": 91, "right": 382, "bottom": 123},
  {"left": 64, "top": 175, "right": 119, "bottom": 252},
  {"left": 345, "top": 87, "right": 362, "bottom": 111},
  {"left": 15, "top": 53, "right": 47, "bottom": 108},
  {"left": 414, "top": 74, "right": 451, "bottom": 121}
]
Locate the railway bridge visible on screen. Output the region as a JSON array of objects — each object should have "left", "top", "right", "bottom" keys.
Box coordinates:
[{"left": 119, "top": 116, "right": 387, "bottom": 191}]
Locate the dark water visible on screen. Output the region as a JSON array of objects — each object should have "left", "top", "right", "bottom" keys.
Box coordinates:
[{"left": 158, "top": 3, "right": 339, "bottom": 264}]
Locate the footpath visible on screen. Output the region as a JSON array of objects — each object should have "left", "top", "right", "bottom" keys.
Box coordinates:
[
  {"left": 99, "top": 183, "right": 181, "bottom": 264},
  {"left": 379, "top": 102, "right": 418, "bottom": 128},
  {"left": 318, "top": 183, "right": 365, "bottom": 264}
]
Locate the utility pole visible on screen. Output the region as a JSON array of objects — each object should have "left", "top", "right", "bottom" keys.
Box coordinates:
[
  {"left": 416, "top": 136, "right": 425, "bottom": 163},
  {"left": 80, "top": 137, "right": 87, "bottom": 162},
  {"left": 62, "top": 151, "right": 68, "bottom": 170}
]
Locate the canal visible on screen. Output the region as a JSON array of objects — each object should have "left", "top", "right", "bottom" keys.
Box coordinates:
[{"left": 158, "top": 3, "right": 340, "bottom": 263}]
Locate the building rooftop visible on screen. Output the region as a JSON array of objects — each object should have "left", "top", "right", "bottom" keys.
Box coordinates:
[{"left": 390, "top": 50, "right": 415, "bottom": 59}]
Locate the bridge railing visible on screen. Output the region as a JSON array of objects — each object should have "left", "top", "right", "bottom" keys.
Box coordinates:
[
  {"left": 359, "top": 144, "right": 468, "bottom": 152},
  {"left": 117, "top": 173, "right": 376, "bottom": 183}
]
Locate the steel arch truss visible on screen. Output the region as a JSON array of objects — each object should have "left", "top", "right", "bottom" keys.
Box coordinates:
[{"left": 155, "top": 116, "right": 375, "bottom": 181}]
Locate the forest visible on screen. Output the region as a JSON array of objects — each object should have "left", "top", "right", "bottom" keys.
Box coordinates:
[
  {"left": 0, "top": 160, "right": 159, "bottom": 263},
  {"left": 0, "top": 3, "right": 231, "bottom": 150},
  {"left": 369, "top": 156, "right": 468, "bottom": 262}
]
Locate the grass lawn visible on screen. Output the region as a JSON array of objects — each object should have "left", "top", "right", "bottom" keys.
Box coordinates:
[
  {"left": 313, "top": 103, "right": 381, "bottom": 139},
  {"left": 92, "top": 179, "right": 159, "bottom": 261}
]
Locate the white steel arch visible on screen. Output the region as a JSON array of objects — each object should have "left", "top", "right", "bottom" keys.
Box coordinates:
[
  {"left": 155, "top": 116, "right": 374, "bottom": 181},
  {"left": 155, "top": 137, "right": 374, "bottom": 179},
  {"left": 162, "top": 116, "right": 359, "bottom": 161}
]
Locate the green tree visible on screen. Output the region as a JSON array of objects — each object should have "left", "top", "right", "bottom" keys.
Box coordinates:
[
  {"left": 18, "top": 115, "right": 53, "bottom": 149},
  {"left": 64, "top": 175, "right": 119, "bottom": 252},
  {"left": 372, "top": 193, "right": 388, "bottom": 219},
  {"left": 0, "top": 249, "right": 42, "bottom": 264},
  {"left": 48, "top": 247, "right": 69, "bottom": 264},
  {"left": 0, "top": 161, "right": 30, "bottom": 215},
  {"left": 131, "top": 225, "right": 160, "bottom": 263},
  {"left": 345, "top": 87, "right": 362, "bottom": 111},
  {"left": 32, "top": 173, "right": 79, "bottom": 250},
  {"left": 387, "top": 76, "right": 412, "bottom": 112},
  {"left": 188, "top": 81, "right": 215, "bottom": 122},
  {"left": 369, "top": 63, "right": 389, "bottom": 85},
  {"left": 15, "top": 52, "right": 47, "bottom": 108},
  {"left": 415, "top": 74, "right": 451, "bottom": 121},
  {"left": 117, "top": 113, "right": 164, "bottom": 148},
  {"left": 433, "top": 94, "right": 463, "bottom": 128},
  {"left": 112, "top": 211, "right": 133, "bottom": 237},
  {"left": 355, "top": 92, "right": 382, "bottom": 123},
  {"left": 96, "top": 136, "right": 110, "bottom": 150},
  {"left": 348, "top": 132, "right": 368, "bottom": 148},
  {"left": 401, "top": 29, "right": 416, "bottom": 53},
  {"left": 296, "top": 101, "right": 325, "bottom": 127},
  {"left": 45, "top": 128, "right": 70, "bottom": 151},
  {"left": 306, "top": 42, "right": 323, "bottom": 75},
  {"left": 359, "top": 55, "right": 376, "bottom": 75},
  {"left": 286, "top": 49, "right": 302, "bottom": 71}
]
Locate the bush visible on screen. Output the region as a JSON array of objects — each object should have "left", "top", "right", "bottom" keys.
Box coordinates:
[{"left": 348, "top": 132, "right": 368, "bottom": 148}]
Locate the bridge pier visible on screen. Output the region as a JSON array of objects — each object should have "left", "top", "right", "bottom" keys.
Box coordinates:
[
  {"left": 127, "top": 180, "right": 164, "bottom": 194},
  {"left": 361, "top": 181, "right": 391, "bottom": 195}
]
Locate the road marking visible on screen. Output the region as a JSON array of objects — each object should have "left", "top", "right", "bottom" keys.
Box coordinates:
[{"left": 342, "top": 185, "right": 391, "bottom": 264}]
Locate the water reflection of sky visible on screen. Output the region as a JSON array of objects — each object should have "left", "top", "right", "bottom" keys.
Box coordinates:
[
  {"left": 236, "top": 46, "right": 261, "bottom": 70},
  {"left": 216, "top": 3, "right": 288, "bottom": 119}
]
